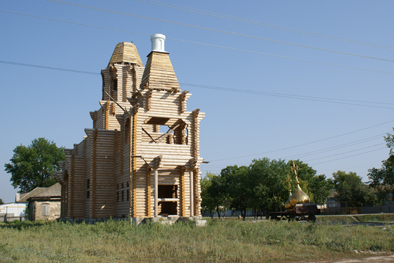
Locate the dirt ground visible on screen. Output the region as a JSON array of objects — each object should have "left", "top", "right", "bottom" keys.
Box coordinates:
[{"left": 304, "top": 253, "right": 394, "bottom": 263}]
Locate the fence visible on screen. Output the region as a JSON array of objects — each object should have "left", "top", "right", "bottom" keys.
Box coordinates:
[
  {"left": 321, "top": 204, "right": 394, "bottom": 215},
  {"left": 0, "top": 213, "right": 27, "bottom": 222},
  {"left": 203, "top": 204, "right": 394, "bottom": 218}
]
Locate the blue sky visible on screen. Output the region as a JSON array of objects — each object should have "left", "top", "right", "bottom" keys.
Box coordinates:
[{"left": 1, "top": 0, "right": 393, "bottom": 203}]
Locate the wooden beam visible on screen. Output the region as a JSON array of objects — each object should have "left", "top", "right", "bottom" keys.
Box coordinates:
[
  {"left": 131, "top": 105, "right": 139, "bottom": 217},
  {"left": 181, "top": 167, "right": 185, "bottom": 216},
  {"left": 105, "top": 101, "right": 110, "bottom": 130},
  {"left": 103, "top": 90, "right": 131, "bottom": 117},
  {"left": 192, "top": 109, "right": 200, "bottom": 158},
  {"left": 146, "top": 167, "right": 151, "bottom": 217},
  {"left": 179, "top": 90, "right": 189, "bottom": 114},
  {"left": 146, "top": 89, "right": 153, "bottom": 111},
  {"left": 189, "top": 170, "right": 194, "bottom": 217},
  {"left": 154, "top": 169, "right": 158, "bottom": 217},
  {"left": 193, "top": 168, "right": 199, "bottom": 216},
  {"left": 155, "top": 120, "right": 182, "bottom": 144},
  {"left": 70, "top": 153, "right": 75, "bottom": 218},
  {"left": 142, "top": 127, "right": 157, "bottom": 143},
  {"left": 92, "top": 129, "right": 97, "bottom": 218}
]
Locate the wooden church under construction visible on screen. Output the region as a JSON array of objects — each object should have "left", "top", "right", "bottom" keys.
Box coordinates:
[{"left": 54, "top": 34, "right": 205, "bottom": 221}]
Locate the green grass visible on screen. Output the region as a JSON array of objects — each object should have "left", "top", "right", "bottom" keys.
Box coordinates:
[
  {"left": 0, "top": 219, "right": 393, "bottom": 262},
  {"left": 316, "top": 214, "right": 394, "bottom": 223},
  {"left": 354, "top": 214, "right": 394, "bottom": 223},
  {"left": 316, "top": 215, "right": 358, "bottom": 223}
]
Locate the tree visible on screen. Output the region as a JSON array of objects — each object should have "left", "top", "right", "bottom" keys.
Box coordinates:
[
  {"left": 333, "top": 170, "right": 375, "bottom": 207},
  {"left": 220, "top": 165, "right": 252, "bottom": 221},
  {"left": 207, "top": 173, "right": 231, "bottom": 219},
  {"left": 214, "top": 158, "right": 333, "bottom": 220},
  {"left": 249, "top": 158, "right": 289, "bottom": 219},
  {"left": 368, "top": 128, "right": 394, "bottom": 204},
  {"left": 386, "top": 127, "right": 394, "bottom": 154},
  {"left": 201, "top": 171, "right": 233, "bottom": 219},
  {"left": 200, "top": 172, "right": 216, "bottom": 218},
  {"left": 4, "top": 138, "right": 65, "bottom": 193},
  {"left": 308, "top": 174, "right": 334, "bottom": 205},
  {"left": 0, "top": 199, "right": 3, "bottom": 205}
]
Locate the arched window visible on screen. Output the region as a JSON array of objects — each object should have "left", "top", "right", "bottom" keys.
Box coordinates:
[{"left": 125, "top": 118, "right": 131, "bottom": 144}]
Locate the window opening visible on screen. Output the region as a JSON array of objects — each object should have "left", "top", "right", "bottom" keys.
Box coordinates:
[
  {"left": 112, "top": 79, "right": 118, "bottom": 91},
  {"left": 184, "top": 128, "right": 188, "bottom": 145},
  {"left": 160, "top": 125, "right": 168, "bottom": 134},
  {"left": 143, "top": 117, "right": 187, "bottom": 145},
  {"left": 158, "top": 202, "right": 177, "bottom": 216},
  {"left": 42, "top": 204, "right": 49, "bottom": 217},
  {"left": 111, "top": 79, "right": 118, "bottom": 100},
  {"left": 158, "top": 185, "right": 178, "bottom": 198},
  {"left": 125, "top": 118, "right": 130, "bottom": 143}
]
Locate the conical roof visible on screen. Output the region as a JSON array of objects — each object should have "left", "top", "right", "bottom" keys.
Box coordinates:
[
  {"left": 139, "top": 51, "right": 180, "bottom": 91},
  {"left": 108, "top": 42, "right": 143, "bottom": 66}
]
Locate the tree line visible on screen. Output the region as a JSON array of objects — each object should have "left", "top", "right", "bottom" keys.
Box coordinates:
[
  {"left": 2, "top": 128, "right": 394, "bottom": 214},
  {"left": 201, "top": 159, "right": 333, "bottom": 220},
  {"left": 202, "top": 128, "right": 394, "bottom": 220}
]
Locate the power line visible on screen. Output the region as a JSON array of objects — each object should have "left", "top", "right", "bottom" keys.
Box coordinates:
[
  {"left": 0, "top": 10, "right": 151, "bottom": 37},
  {"left": 209, "top": 119, "right": 394, "bottom": 162},
  {"left": 181, "top": 83, "right": 394, "bottom": 109},
  {"left": 170, "top": 38, "right": 394, "bottom": 75},
  {"left": 310, "top": 147, "right": 386, "bottom": 166},
  {"left": 3, "top": 9, "right": 394, "bottom": 76},
  {"left": 203, "top": 144, "right": 388, "bottom": 170},
  {"left": 304, "top": 143, "right": 383, "bottom": 162},
  {"left": 2, "top": 60, "right": 393, "bottom": 110},
  {"left": 204, "top": 135, "right": 385, "bottom": 167},
  {"left": 47, "top": 0, "right": 394, "bottom": 63},
  {"left": 0, "top": 60, "right": 99, "bottom": 75},
  {"left": 134, "top": 0, "right": 394, "bottom": 51},
  {"left": 282, "top": 134, "right": 385, "bottom": 159}
]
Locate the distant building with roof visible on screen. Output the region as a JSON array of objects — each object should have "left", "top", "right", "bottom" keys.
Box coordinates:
[{"left": 18, "top": 183, "right": 61, "bottom": 221}]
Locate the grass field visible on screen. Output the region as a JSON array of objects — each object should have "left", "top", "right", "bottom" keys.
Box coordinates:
[
  {"left": 0, "top": 217, "right": 393, "bottom": 262},
  {"left": 354, "top": 214, "right": 394, "bottom": 223},
  {"left": 316, "top": 214, "right": 394, "bottom": 223}
]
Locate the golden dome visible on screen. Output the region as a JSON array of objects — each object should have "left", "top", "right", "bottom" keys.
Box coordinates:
[
  {"left": 285, "top": 162, "right": 310, "bottom": 211},
  {"left": 285, "top": 183, "right": 310, "bottom": 211}
]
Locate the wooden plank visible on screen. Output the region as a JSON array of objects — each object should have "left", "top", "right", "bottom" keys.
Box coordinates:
[
  {"left": 92, "top": 129, "right": 97, "bottom": 218},
  {"left": 70, "top": 153, "right": 75, "bottom": 218},
  {"left": 131, "top": 107, "right": 137, "bottom": 217}
]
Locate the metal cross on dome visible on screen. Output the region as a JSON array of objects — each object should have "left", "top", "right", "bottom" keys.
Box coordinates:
[{"left": 291, "top": 161, "right": 300, "bottom": 182}]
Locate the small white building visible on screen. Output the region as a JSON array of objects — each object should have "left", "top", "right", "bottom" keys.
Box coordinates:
[{"left": 0, "top": 202, "right": 27, "bottom": 221}]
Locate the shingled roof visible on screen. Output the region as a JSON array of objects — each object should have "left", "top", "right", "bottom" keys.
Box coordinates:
[
  {"left": 18, "top": 183, "right": 61, "bottom": 202},
  {"left": 108, "top": 42, "right": 144, "bottom": 67},
  {"left": 139, "top": 51, "right": 180, "bottom": 92}
]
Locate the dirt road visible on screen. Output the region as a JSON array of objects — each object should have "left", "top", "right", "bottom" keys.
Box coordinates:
[{"left": 305, "top": 254, "right": 394, "bottom": 262}]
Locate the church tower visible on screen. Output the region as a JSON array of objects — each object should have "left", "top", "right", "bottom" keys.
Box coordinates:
[{"left": 55, "top": 34, "right": 205, "bottom": 222}]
